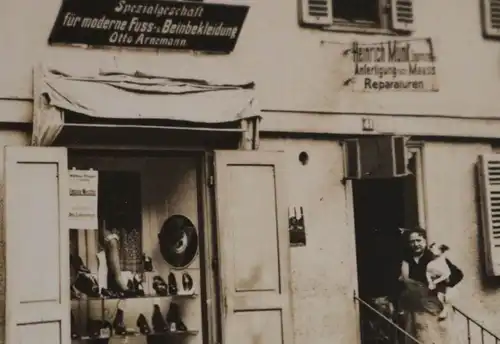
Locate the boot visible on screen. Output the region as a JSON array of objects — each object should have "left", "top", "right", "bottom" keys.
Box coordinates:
[
  {"left": 152, "top": 304, "right": 168, "bottom": 333},
  {"left": 137, "top": 313, "right": 151, "bottom": 335},
  {"left": 152, "top": 276, "right": 168, "bottom": 296},
  {"left": 181, "top": 272, "right": 194, "bottom": 294},
  {"left": 168, "top": 272, "right": 177, "bottom": 296},
  {"left": 143, "top": 254, "right": 154, "bottom": 272},
  {"left": 166, "top": 302, "right": 187, "bottom": 332},
  {"left": 71, "top": 312, "right": 79, "bottom": 339},
  {"left": 113, "top": 308, "right": 127, "bottom": 335}
]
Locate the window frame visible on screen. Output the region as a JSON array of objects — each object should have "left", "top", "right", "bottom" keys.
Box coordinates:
[
  {"left": 406, "top": 142, "right": 427, "bottom": 230},
  {"left": 299, "top": 0, "right": 414, "bottom": 35}
]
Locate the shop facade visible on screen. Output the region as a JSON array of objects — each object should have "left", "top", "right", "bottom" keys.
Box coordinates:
[{"left": 3, "top": 0, "right": 500, "bottom": 343}]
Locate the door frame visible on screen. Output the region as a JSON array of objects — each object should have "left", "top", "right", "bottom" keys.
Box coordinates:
[
  {"left": 344, "top": 140, "right": 427, "bottom": 343},
  {"left": 66, "top": 145, "right": 222, "bottom": 344}
]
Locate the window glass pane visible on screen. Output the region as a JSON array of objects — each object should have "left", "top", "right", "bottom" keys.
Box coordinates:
[{"left": 333, "top": 0, "right": 380, "bottom": 23}]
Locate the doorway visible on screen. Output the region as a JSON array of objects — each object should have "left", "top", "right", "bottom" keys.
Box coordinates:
[{"left": 352, "top": 149, "right": 422, "bottom": 342}]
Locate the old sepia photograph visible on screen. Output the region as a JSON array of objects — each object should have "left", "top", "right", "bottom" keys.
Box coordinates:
[{"left": 0, "top": 0, "right": 499, "bottom": 343}]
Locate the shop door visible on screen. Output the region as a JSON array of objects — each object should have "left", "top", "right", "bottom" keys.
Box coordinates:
[
  {"left": 4, "top": 147, "right": 70, "bottom": 344},
  {"left": 213, "top": 151, "right": 294, "bottom": 344}
]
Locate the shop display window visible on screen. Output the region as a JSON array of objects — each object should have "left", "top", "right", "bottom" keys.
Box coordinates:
[{"left": 68, "top": 154, "right": 204, "bottom": 344}]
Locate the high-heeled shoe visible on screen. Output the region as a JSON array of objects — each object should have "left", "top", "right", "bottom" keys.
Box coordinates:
[
  {"left": 127, "top": 274, "right": 145, "bottom": 297},
  {"left": 136, "top": 313, "right": 151, "bottom": 335},
  {"left": 152, "top": 276, "right": 168, "bottom": 296},
  {"left": 113, "top": 308, "right": 127, "bottom": 335},
  {"left": 166, "top": 302, "right": 187, "bottom": 332},
  {"left": 181, "top": 272, "right": 194, "bottom": 294},
  {"left": 168, "top": 272, "right": 177, "bottom": 296},
  {"left": 143, "top": 254, "right": 154, "bottom": 272},
  {"left": 152, "top": 304, "right": 168, "bottom": 333}
]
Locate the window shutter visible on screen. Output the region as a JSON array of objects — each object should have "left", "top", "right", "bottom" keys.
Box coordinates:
[
  {"left": 390, "top": 0, "right": 415, "bottom": 32},
  {"left": 477, "top": 154, "right": 500, "bottom": 276},
  {"left": 482, "top": 0, "right": 500, "bottom": 38},
  {"left": 299, "top": 0, "right": 333, "bottom": 26}
]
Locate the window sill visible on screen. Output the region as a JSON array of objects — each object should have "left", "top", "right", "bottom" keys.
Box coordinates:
[{"left": 321, "top": 24, "right": 399, "bottom": 36}]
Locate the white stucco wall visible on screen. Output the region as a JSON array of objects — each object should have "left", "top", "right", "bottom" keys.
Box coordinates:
[
  {"left": 423, "top": 142, "right": 500, "bottom": 337},
  {"left": 1, "top": 0, "right": 500, "bottom": 126},
  {"left": 259, "top": 137, "right": 359, "bottom": 344}
]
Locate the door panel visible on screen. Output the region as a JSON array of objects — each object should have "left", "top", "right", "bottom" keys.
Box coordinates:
[
  {"left": 5, "top": 147, "right": 69, "bottom": 344},
  {"left": 214, "top": 151, "right": 293, "bottom": 344}
]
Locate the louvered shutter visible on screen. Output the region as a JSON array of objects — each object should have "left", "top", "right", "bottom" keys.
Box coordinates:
[
  {"left": 390, "top": 0, "right": 415, "bottom": 32},
  {"left": 477, "top": 154, "right": 500, "bottom": 276},
  {"left": 299, "top": 0, "right": 333, "bottom": 26},
  {"left": 482, "top": 0, "right": 500, "bottom": 38}
]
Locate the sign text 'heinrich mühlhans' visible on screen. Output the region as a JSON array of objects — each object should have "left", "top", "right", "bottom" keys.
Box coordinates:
[
  {"left": 48, "top": 0, "right": 249, "bottom": 53},
  {"left": 342, "top": 39, "right": 439, "bottom": 92}
]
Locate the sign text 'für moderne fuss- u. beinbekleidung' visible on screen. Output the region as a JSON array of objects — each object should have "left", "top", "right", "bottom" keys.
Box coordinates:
[{"left": 48, "top": 0, "right": 250, "bottom": 53}]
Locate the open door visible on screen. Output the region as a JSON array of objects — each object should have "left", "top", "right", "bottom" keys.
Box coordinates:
[
  {"left": 4, "top": 147, "right": 70, "bottom": 344},
  {"left": 213, "top": 151, "right": 294, "bottom": 344}
]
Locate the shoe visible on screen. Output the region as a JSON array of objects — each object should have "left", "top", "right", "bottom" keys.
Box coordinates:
[
  {"left": 71, "top": 312, "right": 79, "bottom": 339},
  {"left": 166, "top": 302, "right": 187, "bottom": 332},
  {"left": 70, "top": 285, "right": 80, "bottom": 299},
  {"left": 88, "top": 319, "right": 112, "bottom": 338},
  {"left": 143, "top": 254, "right": 154, "bottom": 272},
  {"left": 70, "top": 254, "right": 91, "bottom": 274},
  {"left": 74, "top": 272, "right": 100, "bottom": 297},
  {"left": 132, "top": 274, "right": 145, "bottom": 296},
  {"left": 113, "top": 308, "right": 127, "bottom": 335},
  {"left": 137, "top": 313, "right": 151, "bottom": 335},
  {"left": 152, "top": 276, "right": 168, "bottom": 296},
  {"left": 152, "top": 304, "right": 168, "bottom": 333},
  {"left": 168, "top": 272, "right": 178, "bottom": 296},
  {"left": 181, "top": 272, "right": 194, "bottom": 294},
  {"left": 100, "top": 288, "right": 120, "bottom": 299}
]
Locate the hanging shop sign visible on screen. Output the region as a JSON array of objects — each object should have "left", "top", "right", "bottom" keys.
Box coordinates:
[
  {"left": 68, "top": 169, "right": 98, "bottom": 230},
  {"left": 48, "top": 0, "right": 250, "bottom": 53},
  {"left": 341, "top": 38, "right": 439, "bottom": 92}
]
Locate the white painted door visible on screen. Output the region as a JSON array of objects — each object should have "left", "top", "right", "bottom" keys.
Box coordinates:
[
  {"left": 214, "top": 151, "right": 294, "bottom": 344},
  {"left": 4, "top": 147, "right": 70, "bottom": 344}
]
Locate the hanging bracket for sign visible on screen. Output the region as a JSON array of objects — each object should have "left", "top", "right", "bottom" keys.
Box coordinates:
[{"left": 48, "top": 0, "right": 250, "bottom": 54}]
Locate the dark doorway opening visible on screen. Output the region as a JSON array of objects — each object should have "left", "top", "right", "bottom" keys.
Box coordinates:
[{"left": 352, "top": 152, "right": 420, "bottom": 343}]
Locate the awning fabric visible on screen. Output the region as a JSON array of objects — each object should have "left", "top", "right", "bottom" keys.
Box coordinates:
[{"left": 32, "top": 68, "right": 261, "bottom": 146}]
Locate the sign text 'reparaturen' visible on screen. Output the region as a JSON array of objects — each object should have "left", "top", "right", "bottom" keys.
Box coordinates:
[{"left": 48, "top": 0, "right": 250, "bottom": 53}]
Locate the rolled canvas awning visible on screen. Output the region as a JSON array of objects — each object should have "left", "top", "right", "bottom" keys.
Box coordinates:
[{"left": 33, "top": 68, "right": 261, "bottom": 146}]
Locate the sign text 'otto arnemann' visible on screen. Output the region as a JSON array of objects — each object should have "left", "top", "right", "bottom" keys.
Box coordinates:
[
  {"left": 48, "top": 0, "right": 249, "bottom": 53},
  {"left": 342, "top": 39, "right": 438, "bottom": 92}
]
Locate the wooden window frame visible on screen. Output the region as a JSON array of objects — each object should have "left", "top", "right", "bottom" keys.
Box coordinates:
[
  {"left": 299, "top": 0, "right": 414, "bottom": 35},
  {"left": 407, "top": 142, "right": 427, "bottom": 229}
]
